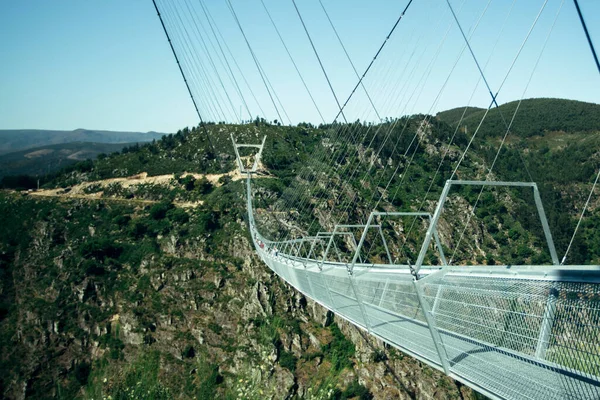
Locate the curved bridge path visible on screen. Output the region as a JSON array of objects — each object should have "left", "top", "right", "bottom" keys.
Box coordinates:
[{"left": 242, "top": 164, "right": 600, "bottom": 400}]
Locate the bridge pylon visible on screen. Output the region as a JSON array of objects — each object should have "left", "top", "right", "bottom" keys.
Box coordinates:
[{"left": 230, "top": 134, "right": 267, "bottom": 174}]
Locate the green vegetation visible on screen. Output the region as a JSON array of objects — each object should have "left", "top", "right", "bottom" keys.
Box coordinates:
[
  {"left": 0, "top": 141, "right": 139, "bottom": 179},
  {"left": 321, "top": 323, "right": 355, "bottom": 372},
  {"left": 336, "top": 380, "right": 373, "bottom": 400},
  {"left": 83, "top": 352, "right": 171, "bottom": 400},
  {"left": 1, "top": 98, "right": 598, "bottom": 399},
  {"left": 438, "top": 98, "right": 600, "bottom": 138}
]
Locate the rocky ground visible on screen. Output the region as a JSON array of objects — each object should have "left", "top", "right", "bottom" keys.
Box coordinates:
[{"left": 0, "top": 185, "right": 478, "bottom": 399}]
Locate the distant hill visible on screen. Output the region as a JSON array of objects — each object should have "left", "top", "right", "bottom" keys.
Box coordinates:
[
  {"left": 0, "top": 128, "right": 165, "bottom": 155},
  {"left": 0, "top": 141, "right": 140, "bottom": 178},
  {"left": 436, "top": 106, "right": 485, "bottom": 125},
  {"left": 1, "top": 99, "right": 600, "bottom": 399},
  {"left": 436, "top": 98, "right": 600, "bottom": 138}
]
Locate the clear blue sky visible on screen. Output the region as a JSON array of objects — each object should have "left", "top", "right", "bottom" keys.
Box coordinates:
[{"left": 1, "top": 0, "right": 599, "bottom": 133}]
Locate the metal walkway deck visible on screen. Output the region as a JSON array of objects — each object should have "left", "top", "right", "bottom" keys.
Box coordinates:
[{"left": 244, "top": 173, "right": 600, "bottom": 400}]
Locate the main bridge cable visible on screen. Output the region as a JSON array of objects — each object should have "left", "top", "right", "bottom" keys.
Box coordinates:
[
  {"left": 291, "top": 0, "right": 347, "bottom": 123},
  {"left": 260, "top": 0, "right": 325, "bottom": 124},
  {"left": 394, "top": 0, "right": 518, "bottom": 260},
  {"left": 318, "top": 0, "right": 382, "bottom": 122},
  {"left": 277, "top": 0, "right": 422, "bottom": 229},
  {"left": 562, "top": 0, "right": 600, "bottom": 265},
  {"left": 225, "top": 0, "right": 286, "bottom": 124},
  {"left": 332, "top": 0, "right": 415, "bottom": 124},
  {"left": 201, "top": 1, "right": 267, "bottom": 119},
  {"left": 180, "top": 0, "right": 241, "bottom": 123},
  {"left": 196, "top": 0, "right": 253, "bottom": 121},
  {"left": 445, "top": 0, "right": 552, "bottom": 264},
  {"left": 152, "top": 0, "right": 216, "bottom": 155},
  {"left": 281, "top": 0, "right": 421, "bottom": 231}
]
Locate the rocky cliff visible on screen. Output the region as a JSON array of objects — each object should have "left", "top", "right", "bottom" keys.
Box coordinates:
[{"left": 0, "top": 188, "right": 476, "bottom": 399}]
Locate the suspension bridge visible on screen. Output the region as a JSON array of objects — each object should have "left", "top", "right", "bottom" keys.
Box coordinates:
[
  {"left": 153, "top": 0, "right": 600, "bottom": 398},
  {"left": 235, "top": 134, "right": 600, "bottom": 399}
]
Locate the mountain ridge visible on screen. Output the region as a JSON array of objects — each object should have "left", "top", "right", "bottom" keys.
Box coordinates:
[
  {"left": 0, "top": 128, "right": 165, "bottom": 155},
  {"left": 0, "top": 141, "right": 145, "bottom": 179},
  {"left": 436, "top": 98, "right": 600, "bottom": 137},
  {"left": 0, "top": 97, "right": 598, "bottom": 398}
]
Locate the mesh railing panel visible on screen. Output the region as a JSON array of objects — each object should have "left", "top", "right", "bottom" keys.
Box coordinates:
[
  {"left": 420, "top": 275, "right": 550, "bottom": 355},
  {"left": 257, "top": 244, "right": 600, "bottom": 399},
  {"left": 545, "top": 282, "right": 600, "bottom": 379},
  {"left": 249, "top": 177, "right": 600, "bottom": 398},
  {"left": 417, "top": 272, "right": 600, "bottom": 399}
]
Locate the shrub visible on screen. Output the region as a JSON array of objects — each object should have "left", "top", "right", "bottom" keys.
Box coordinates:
[
  {"left": 321, "top": 323, "right": 355, "bottom": 371},
  {"left": 279, "top": 349, "right": 297, "bottom": 372},
  {"left": 74, "top": 361, "right": 91, "bottom": 385},
  {"left": 179, "top": 174, "right": 196, "bottom": 191},
  {"left": 195, "top": 177, "right": 213, "bottom": 194},
  {"left": 167, "top": 208, "right": 189, "bottom": 224},
  {"left": 150, "top": 201, "right": 174, "bottom": 220},
  {"left": 339, "top": 380, "right": 373, "bottom": 400},
  {"left": 80, "top": 238, "right": 123, "bottom": 262}
]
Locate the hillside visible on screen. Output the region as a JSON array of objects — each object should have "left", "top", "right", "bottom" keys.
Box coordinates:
[
  {"left": 0, "top": 122, "right": 480, "bottom": 399},
  {"left": 435, "top": 106, "right": 484, "bottom": 125},
  {"left": 0, "top": 98, "right": 599, "bottom": 399},
  {"left": 0, "top": 129, "right": 164, "bottom": 155},
  {"left": 436, "top": 98, "right": 600, "bottom": 139},
  {"left": 0, "top": 141, "right": 142, "bottom": 179}
]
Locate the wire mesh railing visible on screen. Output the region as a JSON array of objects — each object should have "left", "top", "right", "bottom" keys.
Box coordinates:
[{"left": 244, "top": 171, "right": 600, "bottom": 400}]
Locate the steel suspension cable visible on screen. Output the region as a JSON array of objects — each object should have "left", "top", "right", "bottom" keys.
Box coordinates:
[
  {"left": 162, "top": 4, "right": 219, "bottom": 121},
  {"left": 152, "top": 0, "right": 215, "bottom": 152},
  {"left": 318, "top": 0, "right": 382, "bottom": 122},
  {"left": 197, "top": 0, "right": 253, "bottom": 121},
  {"left": 447, "top": 0, "right": 549, "bottom": 181},
  {"left": 181, "top": 0, "right": 241, "bottom": 123},
  {"left": 260, "top": 0, "right": 325, "bottom": 124},
  {"left": 291, "top": 0, "right": 347, "bottom": 123},
  {"left": 562, "top": 169, "right": 600, "bottom": 264},
  {"left": 332, "top": 0, "right": 415, "bottom": 123},
  {"left": 372, "top": 0, "right": 494, "bottom": 213},
  {"left": 226, "top": 0, "right": 285, "bottom": 123},
  {"left": 276, "top": 0, "right": 425, "bottom": 230},
  {"left": 330, "top": 2, "right": 466, "bottom": 229},
  {"left": 399, "top": 0, "right": 517, "bottom": 218},
  {"left": 201, "top": 2, "right": 267, "bottom": 119},
  {"left": 167, "top": 0, "right": 234, "bottom": 122},
  {"left": 280, "top": 0, "right": 453, "bottom": 243},
  {"left": 256, "top": 60, "right": 292, "bottom": 125},
  {"left": 277, "top": 37, "right": 410, "bottom": 220},
  {"left": 572, "top": 0, "right": 600, "bottom": 75},
  {"left": 167, "top": 0, "right": 231, "bottom": 123},
  {"left": 293, "top": 15, "right": 448, "bottom": 238},
  {"left": 562, "top": 0, "right": 600, "bottom": 264},
  {"left": 448, "top": 0, "right": 557, "bottom": 264}
]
